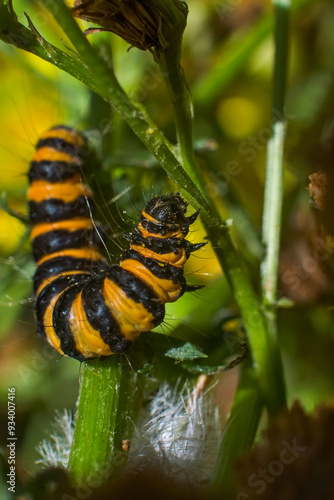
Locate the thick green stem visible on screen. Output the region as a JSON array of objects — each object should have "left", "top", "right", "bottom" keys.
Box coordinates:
[
  {"left": 68, "top": 356, "right": 138, "bottom": 486},
  {"left": 261, "top": 0, "right": 290, "bottom": 307}
]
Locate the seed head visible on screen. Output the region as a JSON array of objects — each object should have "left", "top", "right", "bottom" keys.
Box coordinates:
[{"left": 73, "top": 0, "right": 188, "bottom": 58}]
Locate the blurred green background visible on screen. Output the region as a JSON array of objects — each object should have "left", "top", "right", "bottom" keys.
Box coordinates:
[{"left": 1, "top": 0, "right": 334, "bottom": 489}]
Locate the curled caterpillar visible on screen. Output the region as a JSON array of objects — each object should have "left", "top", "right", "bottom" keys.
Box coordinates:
[{"left": 27, "top": 125, "right": 205, "bottom": 361}]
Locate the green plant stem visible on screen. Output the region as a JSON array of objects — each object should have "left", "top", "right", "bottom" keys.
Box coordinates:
[
  {"left": 160, "top": 43, "right": 286, "bottom": 412},
  {"left": 37, "top": 0, "right": 209, "bottom": 215},
  {"left": 261, "top": 121, "right": 287, "bottom": 305},
  {"left": 0, "top": 6, "right": 99, "bottom": 91},
  {"left": 158, "top": 49, "right": 203, "bottom": 190},
  {"left": 156, "top": 9, "right": 286, "bottom": 416},
  {"left": 68, "top": 356, "right": 138, "bottom": 486},
  {"left": 261, "top": 0, "right": 290, "bottom": 308},
  {"left": 203, "top": 219, "right": 286, "bottom": 416}
]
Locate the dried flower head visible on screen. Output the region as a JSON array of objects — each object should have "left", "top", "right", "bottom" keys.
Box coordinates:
[
  {"left": 307, "top": 125, "right": 334, "bottom": 239},
  {"left": 73, "top": 0, "right": 188, "bottom": 58},
  {"left": 234, "top": 402, "right": 334, "bottom": 499},
  {"left": 279, "top": 210, "right": 329, "bottom": 304},
  {"left": 308, "top": 170, "right": 327, "bottom": 211}
]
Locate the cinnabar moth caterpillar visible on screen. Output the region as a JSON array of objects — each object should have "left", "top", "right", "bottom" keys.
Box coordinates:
[{"left": 28, "top": 125, "right": 205, "bottom": 361}]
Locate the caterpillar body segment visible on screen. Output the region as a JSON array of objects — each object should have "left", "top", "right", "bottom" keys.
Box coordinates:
[{"left": 28, "top": 125, "right": 205, "bottom": 361}]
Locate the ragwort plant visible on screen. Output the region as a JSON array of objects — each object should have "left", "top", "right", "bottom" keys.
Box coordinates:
[{"left": 0, "top": 0, "right": 295, "bottom": 496}]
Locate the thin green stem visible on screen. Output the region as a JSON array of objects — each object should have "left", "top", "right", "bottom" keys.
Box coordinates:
[
  {"left": 261, "top": 121, "right": 287, "bottom": 304},
  {"left": 261, "top": 0, "right": 290, "bottom": 307},
  {"left": 0, "top": 6, "right": 99, "bottom": 91},
  {"left": 272, "top": 0, "right": 290, "bottom": 119},
  {"left": 203, "top": 219, "right": 286, "bottom": 416},
  {"left": 158, "top": 49, "right": 203, "bottom": 190},
  {"left": 154, "top": 3, "right": 286, "bottom": 415},
  {"left": 39, "top": 0, "right": 209, "bottom": 213}
]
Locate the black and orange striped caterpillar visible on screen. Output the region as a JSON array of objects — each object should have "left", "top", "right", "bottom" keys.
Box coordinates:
[{"left": 27, "top": 125, "right": 205, "bottom": 361}]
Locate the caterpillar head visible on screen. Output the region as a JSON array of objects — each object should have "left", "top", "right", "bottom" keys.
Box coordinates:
[{"left": 144, "top": 193, "right": 199, "bottom": 229}]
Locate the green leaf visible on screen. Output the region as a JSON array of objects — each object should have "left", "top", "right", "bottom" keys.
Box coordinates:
[
  {"left": 165, "top": 342, "right": 207, "bottom": 361},
  {"left": 181, "top": 341, "right": 248, "bottom": 375}
]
